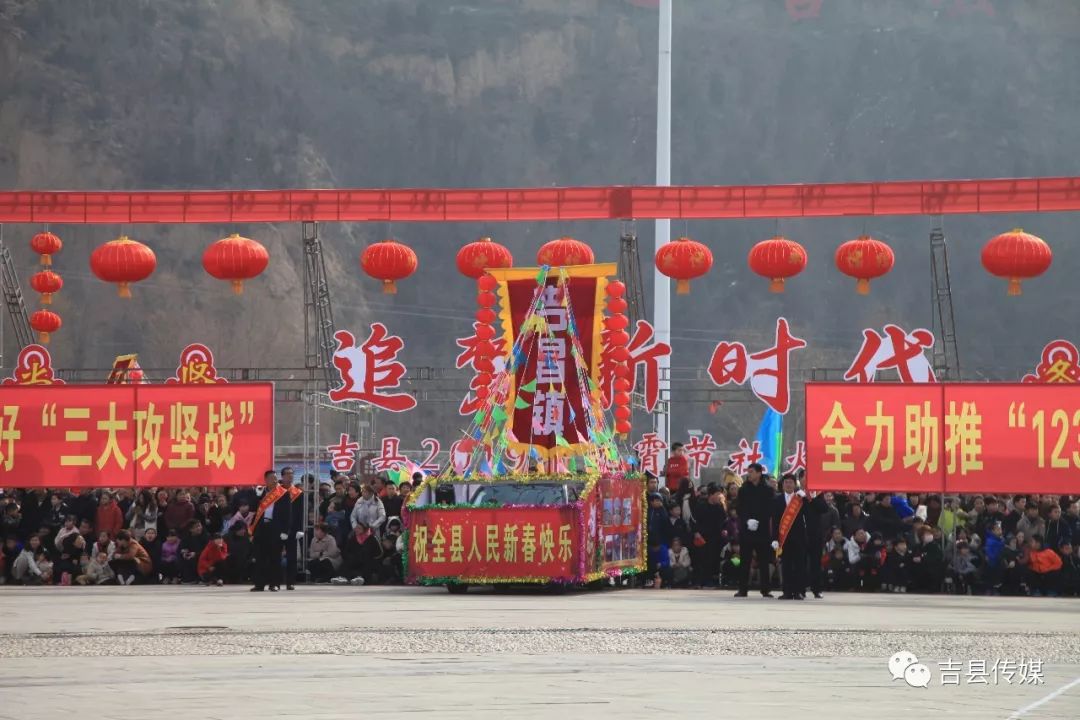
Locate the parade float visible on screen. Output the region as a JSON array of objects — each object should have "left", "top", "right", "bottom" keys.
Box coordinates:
[{"left": 405, "top": 260, "right": 646, "bottom": 591}]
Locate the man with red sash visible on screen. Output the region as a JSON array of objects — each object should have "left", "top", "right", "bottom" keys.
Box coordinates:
[
  {"left": 250, "top": 470, "right": 289, "bottom": 592},
  {"left": 771, "top": 473, "right": 809, "bottom": 600},
  {"left": 280, "top": 467, "right": 305, "bottom": 590}
]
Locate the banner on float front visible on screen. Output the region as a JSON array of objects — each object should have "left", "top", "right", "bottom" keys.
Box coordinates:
[
  {"left": 407, "top": 505, "right": 579, "bottom": 580},
  {"left": 0, "top": 383, "right": 274, "bottom": 488},
  {"left": 490, "top": 265, "right": 612, "bottom": 457},
  {"left": 806, "top": 383, "right": 1080, "bottom": 495}
]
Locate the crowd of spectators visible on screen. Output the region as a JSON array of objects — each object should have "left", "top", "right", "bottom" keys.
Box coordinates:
[
  {"left": 0, "top": 473, "right": 412, "bottom": 587},
  {"left": 645, "top": 468, "right": 1080, "bottom": 597},
  {"left": 4, "top": 467, "right": 1079, "bottom": 597}
]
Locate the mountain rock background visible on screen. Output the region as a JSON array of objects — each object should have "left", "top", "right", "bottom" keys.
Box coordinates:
[{"left": 1, "top": 0, "right": 1079, "bottom": 453}]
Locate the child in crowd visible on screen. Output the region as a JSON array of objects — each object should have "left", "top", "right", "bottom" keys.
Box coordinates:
[
  {"left": 225, "top": 522, "right": 252, "bottom": 584},
  {"left": 883, "top": 538, "right": 910, "bottom": 593},
  {"left": 197, "top": 533, "right": 229, "bottom": 586},
  {"left": 160, "top": 529, "right": 182, "bottom": 584},
  {"left": 379, "top": 534, "right": 402, "bottom": 585},
  {"left": 180, "top": 519, "right": 209, "bottom": 583},
  {"left": 668, "top": 536, "right": 692, "bottom": 588},
  {"left": 90, "top": 530, "right": 115, "bottom": 561},
  {"left": 719, "top": 540, "right": 741, "bottom": 588},
  {"left": 949, "top": 542, "right": 979, "bottom": 595},
  {"left": 1026, "top": 535, "right": 1063, "bottom": 596},
  {"left": 78, "top": 551, "right": 116, "bottom": 585},
  {"left": 1059, "top": 541, "right": 1079, "bottom": 597},
  {"left": 223, "top": 501, "right": 254, "bottom": 534}
]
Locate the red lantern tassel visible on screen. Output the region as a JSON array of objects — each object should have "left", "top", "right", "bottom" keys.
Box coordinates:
[
  {"left": 41, "top": 293, "right": 53, "bottom": 305},
  {"left": 38, "top": 331, "right": 50, "bottom": 344},
  {"left": 676, "top": 279, "right": 690, "bottom": 295},
  {"left": 769, "top": 278, "right": 785, "bottom": 293},
  {"left": 1007, "top": 278, "right": 1022, "bottom": 296},
  {"left": 118, "top": 282, "right": 132, "bottom": 299},
  {"left": 856, "top": 278, "right": 870, "bottom": 295},
  {"left": 231, "top": 279, "right": 244, "bottom": 295},
  {"left": 382, "top": 279, "right": 397, "bottom": 295}
]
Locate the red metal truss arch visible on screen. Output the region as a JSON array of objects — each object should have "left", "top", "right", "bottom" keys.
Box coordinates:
[{"left": 2, "top": 177, "right": 1080, "bottom": 224}]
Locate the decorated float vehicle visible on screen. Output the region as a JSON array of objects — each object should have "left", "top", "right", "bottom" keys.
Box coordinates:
[{"left": 406, "top": 472, "right": 644, "bottom": 592}]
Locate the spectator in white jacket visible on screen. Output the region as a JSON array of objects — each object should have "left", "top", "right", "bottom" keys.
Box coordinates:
[
  {"left": 350, "top": 485, "right": 386, "bottom": 536},
  {"left": 53, "top": 515, "right": 80, "bottom": 551},
  {"left": 13, "top": 536, "right": 52, "bottom": 585},
  {"left": 844, "top": 528, "right": 870, "bottom": 566}
]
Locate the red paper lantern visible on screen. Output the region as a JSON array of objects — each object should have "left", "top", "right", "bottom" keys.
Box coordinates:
[
  {"left": 611, "top": 346, "right": 630, "bottom": 363},
  {"left": 30, "top": 270, "right": 63, "bottom": 305},
  {"left": 537, "top": 236, "right": 595, "bottom": 267},
  {"left": 604, "top": 315, "right": 629, "bottom": 331},
  {"left": 614, "top": 406, "right": 632, "bottom": 421},
  {"left": 614, "top": 377, "right": 631, "bottom": 392},
  {"left": 361, "top": 238, "right": 418, "bottom": 295},
  {"left": 606, "top": 280, "right": 626, "bottom": 298},
  {"left": 614, "top": 364, "right": 632, "bottom": 379},
  {"left": 614, "top": 391, "right": 631, "bottom": 407},
  {"left": 655, "top": 236, "right": 714, "bottom": 294},
  {"left": 981, "top": 228, "right": 1052, "bottom": 296},
  {"left": 476, "top": 308, "right": 497, "bottom": 324},
  {"left": 607, "top": 297, "right": 628, "bottom": 313},
  {"left": 748, "top": 236, "right": 808, "bottom": 293},
  {"left": 475, "top": 386, "right": 491, "bottom": 401},
  {"left": 90, "top": 235, "right": 157, "bottom": 298},
  {"left": 615, "top": 420, "right": 633, "bottom": 435},
  {"left": 31, "top": 231, "right": 62, "bottom": 266},
  {"left": 835, "top": 235, "right": 894, "bottom": 295},
  {"left": 476, "top": 373, "right": 493, "bottom": 387},
  {"left": 477, "top": 291, "right": 497, "bottom": 308},
  {"left": 30, "top": 309, "right": 61, "bottom": 344},
  {"left": 608, "top": 330, "right": 630, "bottom": 346},
  {"left": 202, "top": 233, "right": 270, "bottom": 295},
  {"left": 476, "top": 274, "right": 499, "bottom": 292},
  {"left": 457, "top": 237, "right": 513, "bottom": 279},
  {"left": 475, "top": 325, "right": 495, "bottom": 340}
]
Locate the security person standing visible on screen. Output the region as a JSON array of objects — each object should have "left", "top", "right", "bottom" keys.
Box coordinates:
[
  {"left": 250, "top": 470, "right": 288, "bottom": 592},
  {"left": 772, "top": 473, "right": 810, "bottom": 599},
  {"left": 279, "top": 467, "right": 305, "bottom": 590},
  {"left": 735, "top": 463, "right": 776, "bottom": 597}
]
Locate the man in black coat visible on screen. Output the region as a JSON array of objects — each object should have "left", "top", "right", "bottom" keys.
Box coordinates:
[
  {"left": 279, "top": 468, "right": 305, "bottom": 590},
  {"left": 772, "top": 473, "right": 810, "bottom": 599},
  {"left": 735, "top": 463, "right": 776, "bottom": 597},
  {"left": 251, "top": 470, "right": 290, "bottom": 592}
]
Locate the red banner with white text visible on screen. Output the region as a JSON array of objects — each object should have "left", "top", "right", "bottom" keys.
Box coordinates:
[
  {"left": 407, "top": 506, "right": 579, "bottom": 580},
  {"left": 806, "top": 383, "right": 1080, "bottom": 495},
  {"left": 0, "top": 383, "right": 273, "bottom": 488}
]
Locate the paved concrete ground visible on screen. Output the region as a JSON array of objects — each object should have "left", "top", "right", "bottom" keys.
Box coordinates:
[{"left": 1, "top": 586, "right": 1078, "bottom": 719}]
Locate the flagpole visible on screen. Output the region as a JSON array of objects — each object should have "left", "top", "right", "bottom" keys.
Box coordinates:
[{"left": 653, "top": 0, "right": 673, "bottom": 456}]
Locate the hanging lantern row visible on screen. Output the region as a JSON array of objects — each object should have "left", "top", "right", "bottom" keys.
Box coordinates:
[
  {"left": 605, "top": 280, "right": 632, "bottom": 436},
  {"left": 472, "top": 273, "right": 500, "bottom": 402}
]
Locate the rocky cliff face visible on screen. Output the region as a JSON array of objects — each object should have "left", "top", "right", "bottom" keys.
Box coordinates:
[{"left": 1, "top": 0, "right": 1079, "bottom": 446}]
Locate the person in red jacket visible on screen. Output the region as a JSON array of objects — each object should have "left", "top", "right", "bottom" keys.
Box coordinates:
[
  {"left": 94, "top": 492, "right": 124, "bottom": 539},
  {"left": 663, "top": 442, "right": 689, "bottom": 493},
  {"left": 198, "top": 533, "right": 230, "bottom": 586},
  {"left": 1026, "top": 534, "right": 1063, "bottom": 596}
]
